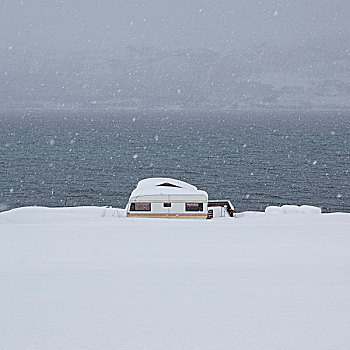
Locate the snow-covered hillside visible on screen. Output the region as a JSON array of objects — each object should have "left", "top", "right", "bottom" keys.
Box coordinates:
[
  {"left": 1, "top": 206, "right": 350, "bottom": 349},
  {"left": 1, "top": 34, "right": 350, "bottom": 110}
]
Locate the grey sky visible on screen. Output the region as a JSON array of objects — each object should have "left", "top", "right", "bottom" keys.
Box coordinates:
[{"left": 1, "top": 0, "right": 349, "bottom": 52}]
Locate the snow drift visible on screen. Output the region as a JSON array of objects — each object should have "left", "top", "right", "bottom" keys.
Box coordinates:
[{"left": 1, "top": 206, "right": 350, "bottom": 350}]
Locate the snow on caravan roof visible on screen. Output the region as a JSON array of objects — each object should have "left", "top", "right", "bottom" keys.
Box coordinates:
[{"left": 129, "top": 178, "right": 208, "bottom": 199}]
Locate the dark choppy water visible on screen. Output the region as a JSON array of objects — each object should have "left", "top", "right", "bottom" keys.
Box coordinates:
[{"left": 0, "top": 110, "right": 349, "bottom": 213}]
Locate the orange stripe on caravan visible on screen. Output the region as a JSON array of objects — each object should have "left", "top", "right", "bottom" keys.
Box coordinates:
[
  {"left": 127, "top": 213, "right": 207, "bottom": 219},
  {"left": 129, "top": 200, "right": 207, "bottom": 203}
]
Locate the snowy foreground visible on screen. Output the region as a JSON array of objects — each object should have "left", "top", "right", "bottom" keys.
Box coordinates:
[{"left": 1, "top": 206, "right": 350, "bottom": 350}]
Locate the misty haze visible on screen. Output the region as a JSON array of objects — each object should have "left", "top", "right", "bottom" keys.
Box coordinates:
[{"left": 1, "top": 0, "right": 350, "bottom": 110}]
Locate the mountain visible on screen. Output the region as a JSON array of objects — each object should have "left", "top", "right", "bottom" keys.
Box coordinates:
[{"left": 1, "top": 35, "right": 350, "bottom": 110}]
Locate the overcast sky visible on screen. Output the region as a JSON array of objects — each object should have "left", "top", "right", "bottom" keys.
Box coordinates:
[{"left": 1, "top": 0, "right": 349, "bottom": 52}]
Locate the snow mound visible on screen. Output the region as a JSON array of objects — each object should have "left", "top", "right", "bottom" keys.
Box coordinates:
[
  {"left": 0, "top": 206, "right": 126, "bottom": 224},
  {"left": 265, "top": 205, "right": 321, "bottom": 215},
  {"left": 299, "top": 205, "right": 322, "bottom": 214}
]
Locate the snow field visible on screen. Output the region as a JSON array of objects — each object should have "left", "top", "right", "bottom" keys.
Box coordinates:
[{"left": 1, "top": 206, "right": 350, "bottom": 349}]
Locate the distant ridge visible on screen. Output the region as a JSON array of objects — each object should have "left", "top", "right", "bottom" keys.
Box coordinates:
[{"left": 1, "top": 34, "right": 350, "bottom": 111}]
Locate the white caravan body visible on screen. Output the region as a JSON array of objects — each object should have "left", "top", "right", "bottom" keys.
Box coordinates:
[{"left": 126, "top": 178, "right": 208, "bottom": 219}]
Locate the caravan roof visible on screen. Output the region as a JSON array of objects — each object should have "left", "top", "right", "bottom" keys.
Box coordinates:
[{"left": 129, "top": 178, "right": 208, "bottom": 200}]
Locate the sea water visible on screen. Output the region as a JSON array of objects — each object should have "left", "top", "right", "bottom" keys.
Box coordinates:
[{"left": 0, "top": 110, "right": 349, "bottom": 212}]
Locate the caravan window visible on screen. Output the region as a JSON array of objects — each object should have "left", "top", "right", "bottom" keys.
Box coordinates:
[
  {"left": 130, "top": 203, "right": 151, "bottom": 211},
  {"left": 185, "top": 203, "right": 203, "bottom": 211},
  {"left": 163, "top": 203, "right": 171, "bottom": 207}
]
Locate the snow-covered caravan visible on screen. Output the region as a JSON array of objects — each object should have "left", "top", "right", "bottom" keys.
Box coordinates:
[{"left": 126, "top": 178, "right": 208, "bottom": 219}]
